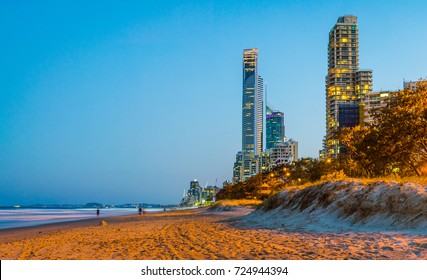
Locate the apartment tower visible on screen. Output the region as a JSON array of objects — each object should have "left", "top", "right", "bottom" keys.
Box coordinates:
[
  {"left": 266, "top": 106, "right": 285, "bottom": 150},
  {"left": 325, "top": 15, "right": 372, "bottom": 158}
]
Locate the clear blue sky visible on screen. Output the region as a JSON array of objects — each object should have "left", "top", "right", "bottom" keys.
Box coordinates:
[{"left": 1, "top": 0, "right": 426, "bottom": 205}]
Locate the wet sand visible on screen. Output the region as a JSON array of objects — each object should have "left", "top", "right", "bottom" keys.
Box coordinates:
[{"left": 0, "top": 207, "right": 426, "bottom": 260}]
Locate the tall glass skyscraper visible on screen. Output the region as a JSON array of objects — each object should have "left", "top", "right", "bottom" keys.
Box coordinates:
[
  {"left": 266, "top": 106, "right": 285, "bottom": 150},
  {"left": 242, "top": 48, "right": 264, "bottom": 180},
  {"left": 242, "top": 48, "right": 264, "bottom": 157},
  {"left": 325, "top": 15, "right": 372, "bottom": 158}
]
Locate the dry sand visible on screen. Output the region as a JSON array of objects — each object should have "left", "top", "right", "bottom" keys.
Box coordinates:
[{"left": 0, "top": 207, "right": 426, "bottom": 260}]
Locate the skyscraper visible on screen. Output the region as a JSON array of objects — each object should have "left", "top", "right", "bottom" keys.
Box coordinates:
[
  {"left": 242, "top": 48, "right": 263, "bottom": 157},
  {"left": 255, "top": 75, "right": 264, "bottom": 155},
  {"left": 266, "top": 106, "right": 285, "bottom": 150},
  {"left": 242, "top": 48, "right": 264, "bottom": 180},
  {"left": 325, "top": 15, "right": 372, "bottom": 158},
  {"left": 232, "top": 151, "right": 243, "bottom": 184}
]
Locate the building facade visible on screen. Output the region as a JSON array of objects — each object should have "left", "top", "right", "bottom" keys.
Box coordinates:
[
  {"left": 338, "top": 103, "right": 360, "bottom": 129},
  {"left": 361, "top": 91, "right": 394, "bottom": 125},
  {"left": 404, "top": 79, "right": 427, "bottom": 90},
  {"left": 266, "top": 106, "right": 285, "bottom": 150},
  {"left": 242, "top": 48, "right": 263, "bottom": 157},
  {"left": 180, "top": 179, "right": 202, "bottom": 207},
  {"left": 242, "top": 48, "right": 264, "bottom": 180},
  {"left": 360, "top": 79, "right": 426, "bottom": 126},
  {"left": 270, "top": 139, "right": 298, "bottom": 167},
  {"left": 257, "top": 152, "right": 272, "bottom": 174},
  {"left": 201, "top": 186, "right": 220, "bottom": 203},
  {"left": 232, "top": 151, "right": 243, "bottom": 183},
  {"left": 180, "top": 180, "right": 221, "bottom": 206},
  {"left": 325, "top": 15, "right": 372, "bottom": 158}
]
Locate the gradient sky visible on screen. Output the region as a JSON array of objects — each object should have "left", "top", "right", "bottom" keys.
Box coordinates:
[{"left": 1, "top": 0, "right": 426, "bottom": 205}]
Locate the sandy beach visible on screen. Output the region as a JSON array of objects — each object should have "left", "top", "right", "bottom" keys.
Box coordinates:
[{"left": 0, "top": 207, "right": 426, "bottom": 260}]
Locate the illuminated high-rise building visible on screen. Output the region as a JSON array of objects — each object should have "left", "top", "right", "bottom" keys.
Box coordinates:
[
  {"left": 242, "top": 48, "right": 264, "bottom": 180},
  {"left": 266, "top": 106, "right": 285, "bottom": 150},
  {"left": 325, "top": 15, "right": 372, "bottom": 158},
  {"left": 232, "top": 151, "right": 243, "bottom": 183},
  {"left": 242, "top": 48, "right": 263, "bottom": 157}
]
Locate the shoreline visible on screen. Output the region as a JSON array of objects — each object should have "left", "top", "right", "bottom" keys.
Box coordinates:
[
  {"left": 0, "top": 207, "right": 181, "bottom": 231},
  {"left": 0, "top": 208, "right": 203, "bottom": 243}
]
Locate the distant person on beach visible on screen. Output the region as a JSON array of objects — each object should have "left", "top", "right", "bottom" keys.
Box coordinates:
[
  {"left": 138, "top": 207, "right": 142, "bottom": 215},
  {"left": 143, "top": 208, "right": 147, "bottom": 215},
  {"left": 96, "top": 208, "right": 100, "bottom": 216}
]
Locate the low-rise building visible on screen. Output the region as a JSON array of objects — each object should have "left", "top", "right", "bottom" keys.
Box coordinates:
[
  {"left": 270, "top": 139, "right": 298, "bottom": 167},
  {"left": 361, "top": 91, "right": 395, "bottom": 125},
  {"left": 201, "top": 186, "right": 220, "bottom": 203},
  {"left": 404, "top": 79, "right": 427, "bottom": 90},
  {"left": 257, "top": 152, "right": 271, "bottom": 174}
]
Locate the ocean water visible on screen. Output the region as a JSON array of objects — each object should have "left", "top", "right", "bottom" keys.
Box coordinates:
[{"left": 0, "top": 208, "right": 162, "bottom": 230}]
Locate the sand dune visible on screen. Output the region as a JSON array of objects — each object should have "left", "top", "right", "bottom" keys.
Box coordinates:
[
  {"left": 247, "top": 179, "right": 427, "bottom": 234},
  {"left": 0, "top": 206, "right": 426, "bottom": 260}
]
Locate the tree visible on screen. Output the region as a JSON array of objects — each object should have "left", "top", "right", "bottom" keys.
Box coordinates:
[
  {"left": 339, "top": 80, "right": 427, "bottom": 177},
  {"left": 216, "top": 157, "right": 342, "bottom": 201}
]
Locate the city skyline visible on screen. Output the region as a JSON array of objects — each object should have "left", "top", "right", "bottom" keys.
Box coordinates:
[{"left": 1, "top": 1, "right": 427, "bottom": 205}]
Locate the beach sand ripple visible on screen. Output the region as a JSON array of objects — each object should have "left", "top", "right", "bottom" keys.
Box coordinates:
[{"left": 0, "top": 208, "right": 426, "bottom": 260}]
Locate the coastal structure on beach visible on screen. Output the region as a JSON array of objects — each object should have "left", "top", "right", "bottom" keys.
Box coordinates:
[{"left": 324, "top": 15, "right": 373, "bottom": 159}]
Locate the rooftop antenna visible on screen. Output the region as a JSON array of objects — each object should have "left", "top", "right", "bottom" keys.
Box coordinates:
[{"left": 265, "top": 81, "right": 268, "bottom": 108}]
